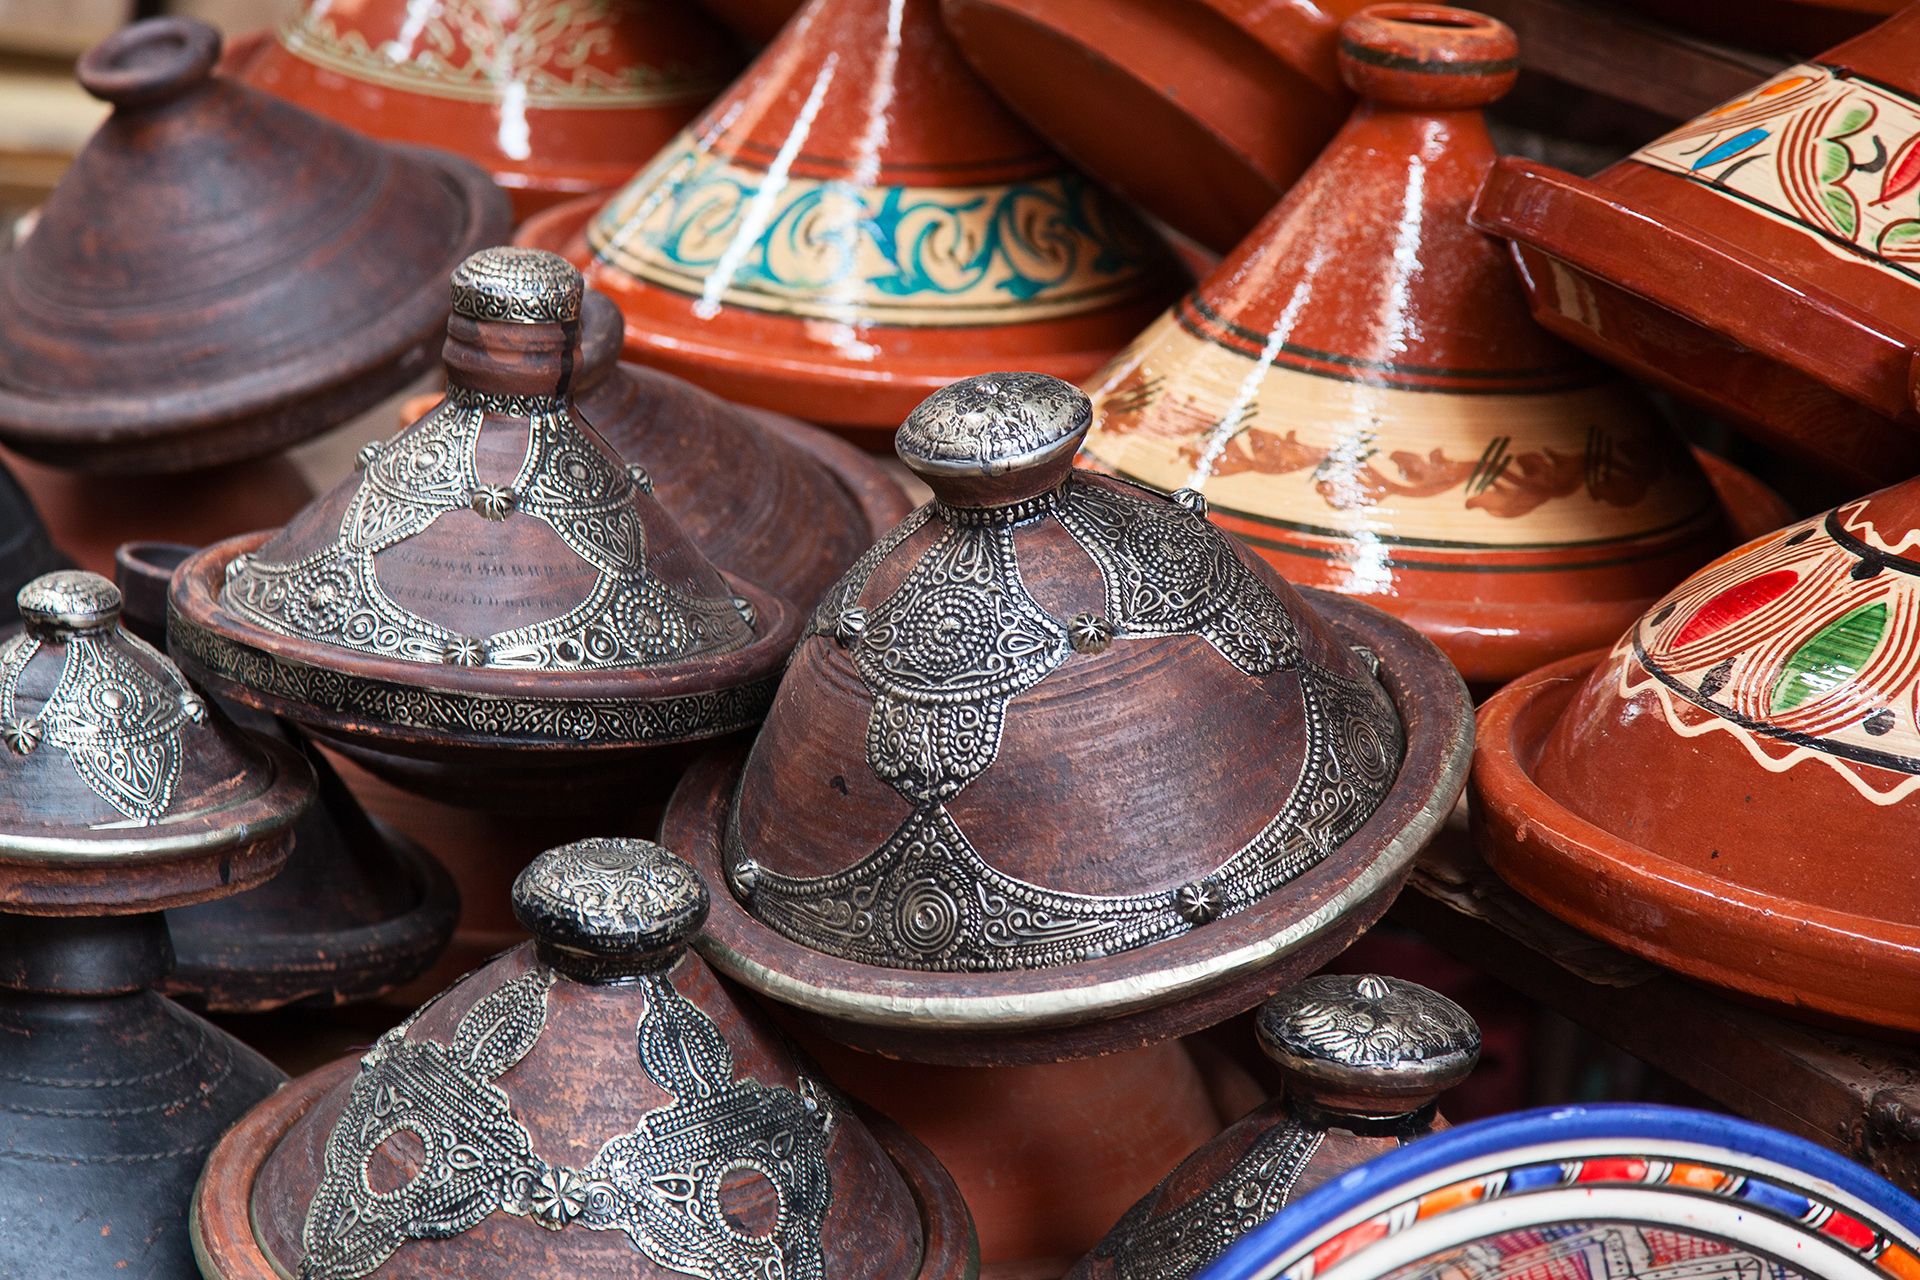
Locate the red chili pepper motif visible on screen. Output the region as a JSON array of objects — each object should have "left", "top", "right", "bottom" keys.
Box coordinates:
[
  {"left": 1671, "top": 569, "right": 1800, "bottom": 647},
  {"left": 1877, "top": 132, "right": 1920, "bottom": 205}
]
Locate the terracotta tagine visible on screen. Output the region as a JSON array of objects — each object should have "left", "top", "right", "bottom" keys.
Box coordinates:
[
  {"left": 0, "top": 17, "right": 509, "bottom": 475},
  {"left": 940, "top": 0, "right": 1364, "bottom": 253},
  {"left": 662, "top": 371, "right": 1473, "bottom": 1066},
  {"left": 0, "top": 570, "right": 312, "bottom": 1278},
  {"left": 226, "top": 0, "right": 741, "bottom": 221},
  {"left": 1470, "top": 8, "right": 1920, "bottom": 491},
  {"left": 0, "top": 456, "right": 65, "bottom": 623},
  {"left": 1069, "top": 974, "right": 1480, "bottom": 1280},
  {"left": 1474, "top": 477, "right": 1920, "bottom": 1034},
  {"left": 1078, "top": 5, "right": 1743, "bottom": 690},
  {"left": 192, "top": 837, "right": 978, "bottom": 1280},
  {"left": 524, "top": 0, "right": 1177, "bottom": 440},
  {"left": 168, "top": 247, "right": 801, "bottom": 810}
]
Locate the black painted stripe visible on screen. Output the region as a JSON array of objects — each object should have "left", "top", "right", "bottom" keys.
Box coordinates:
[{"left": 1338, "top": 39, "right": 1517, "bottom": 77}]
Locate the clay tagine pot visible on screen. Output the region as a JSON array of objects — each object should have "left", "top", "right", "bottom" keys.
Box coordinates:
[
  {"left": 1078, "top": 5, "right": 1741, "bottom": 690},
  {"left": 0, "top": 455, "right": 65, "bottom": 623},
  {"left": 525, "top": 0, "right": 1177, "bottom": 440},
  {"left": 1470, "top": 7, "right": 1920, "bottom": 491},
  {"left": 0, "top": 17, "right": 509, "bottom": 475},
  {"left": 662, "top": 371, "right": 1473, "bottom": 1065},
  {"left": 192, "top": 837, "right": 978, "bottom": 1280},
  {"left": 940, "top": 0, "right": 1364, "bottom": 254},
  {"left": 0, "top": 569, "right": 312, "bottom": 1277},
  {"left": 1069, "top": 973, "right": 1480, "bottom": 1280},
  {"left": 226, "top": 0, "right": 741, "bottom": 221},
  {"left": 168, "top": 247, "right": 801, "bottom": 809},
  {"left": 1473, "top": 477, "right": 1920, "bottom": 1034}
]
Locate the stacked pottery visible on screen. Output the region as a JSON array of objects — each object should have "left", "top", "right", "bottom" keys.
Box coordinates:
[
  {"left": 193, "top": 838, "right": 977, "bottom": 1280},
  {"left": 1078, "top": 4, "right": 1770, "bottom": 688},
  {"left": 229, "top": 0, "right": 741, "bottom": 220},
  {"left": 1474, "top": 477, "right": 1920, "bottom": 1034},
  {"left": 519, "top": 0, "right": 1177, "bottom": 440},
  {"left": 662, "top": 371, "right": 1473, "bottom": 1265},
  {"left": 0, "top": 570, "right": 314, "bottom": 1277}
]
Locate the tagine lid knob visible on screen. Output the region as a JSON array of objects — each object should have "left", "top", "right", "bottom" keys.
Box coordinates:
[
  {"left": 449, "top": 246, "right": 584, "bottom": 326},
  {"left": 895, "top": 371, "right": 1092, "bottom": 507},
  {"left": 1338, "top": 4, "right": 1518, "bottom": 110},
  {"left": 19, "top": 570, "right": 123, "bottom": 637},
  {"left": 1257, "top": 973, "right": 1480, "bottom": 1116},
  {"left": 75, "top": 15, "right": 221, "bottom": 110},
  {"left": 511, "top": 838, "right": 711, "bottom": 982}
]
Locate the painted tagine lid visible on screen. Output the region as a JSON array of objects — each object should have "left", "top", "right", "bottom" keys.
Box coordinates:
[
  {"left": 559, "top": 0, "right": 1177, "bottom": 437},
  {"left": 168, "top": 248, "right": 801, "bottom": 807},
  {"left": 661, "top": 372, "right": 1473, "bottom": 1065},
  {"left": 1079, "top": 5, "right": 1732, "bottom": 689},
  {"left": 1071, "top": 974, "right": 1479, "bottom": 1280},
  {"left": 1473, "top": 478, "right": 1920, "bottom": 1034},
  {"left": 0, "top": 18, "right": 509, "bottom": 476},
  {"left": 227, "top": 0, "right": 740, "bottom": 220},
  {"left": 192, "top": 837, "right": 978, "bottom": 1280},
  {"left": 1470, "top": 7, "right": 1920, "bottom": 490},
  {"left": 941, "top": 0, "right": 1363, "bottom": 254}
]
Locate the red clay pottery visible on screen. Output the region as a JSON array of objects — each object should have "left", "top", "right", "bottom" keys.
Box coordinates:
[
  {"left": 192, "top": 837, "right": 977, "bottom": 1280},
  {"left": 168, "top": 248, "right": 801, "bottom": 809},
  {"left": 1079, "top": 5, "right": 1739, "bottom": 690},
  {"left": 661, "top": 372, "right": 1473, "bottom": 1065},
  {"left": 0, "top": 454, "right": 65, "bottom": 623},
  {"left": 227, "top": 0, "right": 741, "bottom": 221},
  {"left": 0, "top": 569, "right": 311, "bottom": 1278},
  {"left": 1470, "top": 8, "right": 1920, "bottom": 491},
  {"left": 1473, "top": 477, "right": 1920, "bottom": 1033},
  {"left": 0, "top": 17, "right": 509, "bottom": 476},
  {"left": 1068, "top": 974, "right": 1479, "bottom": 1280},
  {"left": 565, "top": 0, "right": 1178, "bottom": 440},
  {"left": 940, "top": 0, "right": 1364, "bottom": 254}
]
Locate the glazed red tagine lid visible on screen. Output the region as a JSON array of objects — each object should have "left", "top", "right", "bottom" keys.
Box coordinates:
[
  {"left": 661, "top": 372, "right": 1473, "bottom": 1065},
  {"left": 0, "top": 17, "right": 508, "bottom": 476},
  {"left": 546, "top": 0, "right": 1177, "bottom": 438},
  {"left": 1079, "top": 4, "right": 1742, "bottom": 690},
  {"left": 1473, "top": 476, "right": 1920, "bottom": 1034},
  {"left": 940, "top": 0, "right": 1363, "bottom": 253},
  {"left": 1469, "top": 6, "right": 1920, "bottom": 490},
  {"left": 1069, "top": 973, "right": 1480, "bottom": 1280},
  {"left": 226, "top": 0, "right": 741, "bottom": 221},
  {"left": 192, "top": 837, "right": 977, "bottom": 1280},
  {"left": 167, "top": 248, "right": 801, "bottom": 808}
]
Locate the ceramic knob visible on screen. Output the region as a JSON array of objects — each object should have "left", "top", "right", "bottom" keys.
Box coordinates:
[
  {"left": 1337, "top": 5, "right": 1518, "bottom": 111},
  {"left": 75, "top": 16, "right": 221, "bottom": 110},
  {"left": 449, "top": 245, "right": 585, "bottom": 326},
  {"left": 896, "top": 372, "right": 1093, "bottom": 509},
  {"left": 18, "top": 569, "right": 123, "bottom": 638},
  {"left": 512, "top": 838, "right": 712, "bottom": 983},
  {"left": 1257, "top": 973, "right": 1480, "bottom": 1120}
]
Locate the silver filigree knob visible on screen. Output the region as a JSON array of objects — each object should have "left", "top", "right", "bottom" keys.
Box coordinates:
[
  {"left": 450, "top": 246, "right": 584, "bottom": 325},
  {"left": 1257, "top": 974, "right": 1479, "bottom": 1118},
  {"left": 511, "top": 838, "right": 711, "bottom": 983},
  {"left": 897, "top": 373, "right": 1092, "bottom": 508},
  {"left": 18, "top": 570, "right": 123, "bottom": 637},
  {"left": 469, "top": 484, "right": 517, "bottom": 521}
]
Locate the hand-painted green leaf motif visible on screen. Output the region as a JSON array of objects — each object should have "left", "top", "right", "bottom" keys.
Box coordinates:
[
  {"left": 1823, "top": 186, "right": 1861, "bottom": 238},
  {"left": 1770, "top": 601, "right": 1887, "bottom": 713},
  {"left": 1834, "top": 104, "right": 1875, "bottom": 138},
  {"left": 1881, "top": 220, "right": 1920, "bottom": 251},
  {"left": 1820, "top": 141, "right": 1851, "bottom": 184}
]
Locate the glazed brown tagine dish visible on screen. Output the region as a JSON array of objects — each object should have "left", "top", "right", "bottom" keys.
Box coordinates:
[
  {"left": 192, "top": 837, "right": 978, "bottom": 1280},
  {"left": 1470, "top": 6, "right": 1920, "bottom": 490},
  {"left": 1068, "top": 973, "right": 1480, "bottom": 1280},
  {"left": 940, "top": 0, "right": 1363, "bottom": 254},
  {"left": 519, "top": 0, "right": 1177, "bottom": 439},
  {"left": 0, "top": 17, "right": 508, "bottom": 476},
  {"left": 226, "top": 0, "right": 740, "bottom": 220},
  {"left": 1473, "top": 475, "right": 1920, "bottom": 1035},
  {"left": 0, "top": 570, "right": 312, "bottom": 1278},
  {"left": 662, "top": 372, "right": 1474, "bottom": 1065},
  {"left": 1078, "top": 4, "right": 1763, "bottom": 689},
  {"left": 168, "top": 247, "right": 801, "bottom": 809}
]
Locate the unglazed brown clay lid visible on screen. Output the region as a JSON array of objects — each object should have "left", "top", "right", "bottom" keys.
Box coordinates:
[
  {"left": 1071, "top": 974, "right": 1479, "bottom": 1280},
  {"left": 660, "top": 372, "right": 1474, "bottom": 1065},
  {"left": 191, "top": 837, "right": 978, "bottom": 1280},
  {"left": 0, "top": 17, "right": 509, "bottom": 475},
  {"left": 0, "top": 570, "right": 314, "bottom": 914},
  {"left": 168, "top": 248, "right": 801, "bottom": 804},
  {"left": 1473, "top": 478, "right": 1920, "bottom": 1033}
]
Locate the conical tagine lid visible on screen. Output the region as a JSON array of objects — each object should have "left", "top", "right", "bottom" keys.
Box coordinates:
[
  {"left": 1080, "top": 4, "right": 1730, "bottom": 687},
  {"left": 168, "top": 248, "right": 800, "bottom": 804},
  {"left": 1474, "top": 478, "right": 1920, "bottom": 1034},
  {"left": 575, "top": 0, "right": 1177, "bottom": 434},
  {"left": 662, "top": 372, "right": 1473, "bottom": 1064},
  {"left": 192, "top": 838, "right": 977, "bottom": 1280},
  {"left": 0, "top": 17, "right": 508, "bottom": 475}
]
